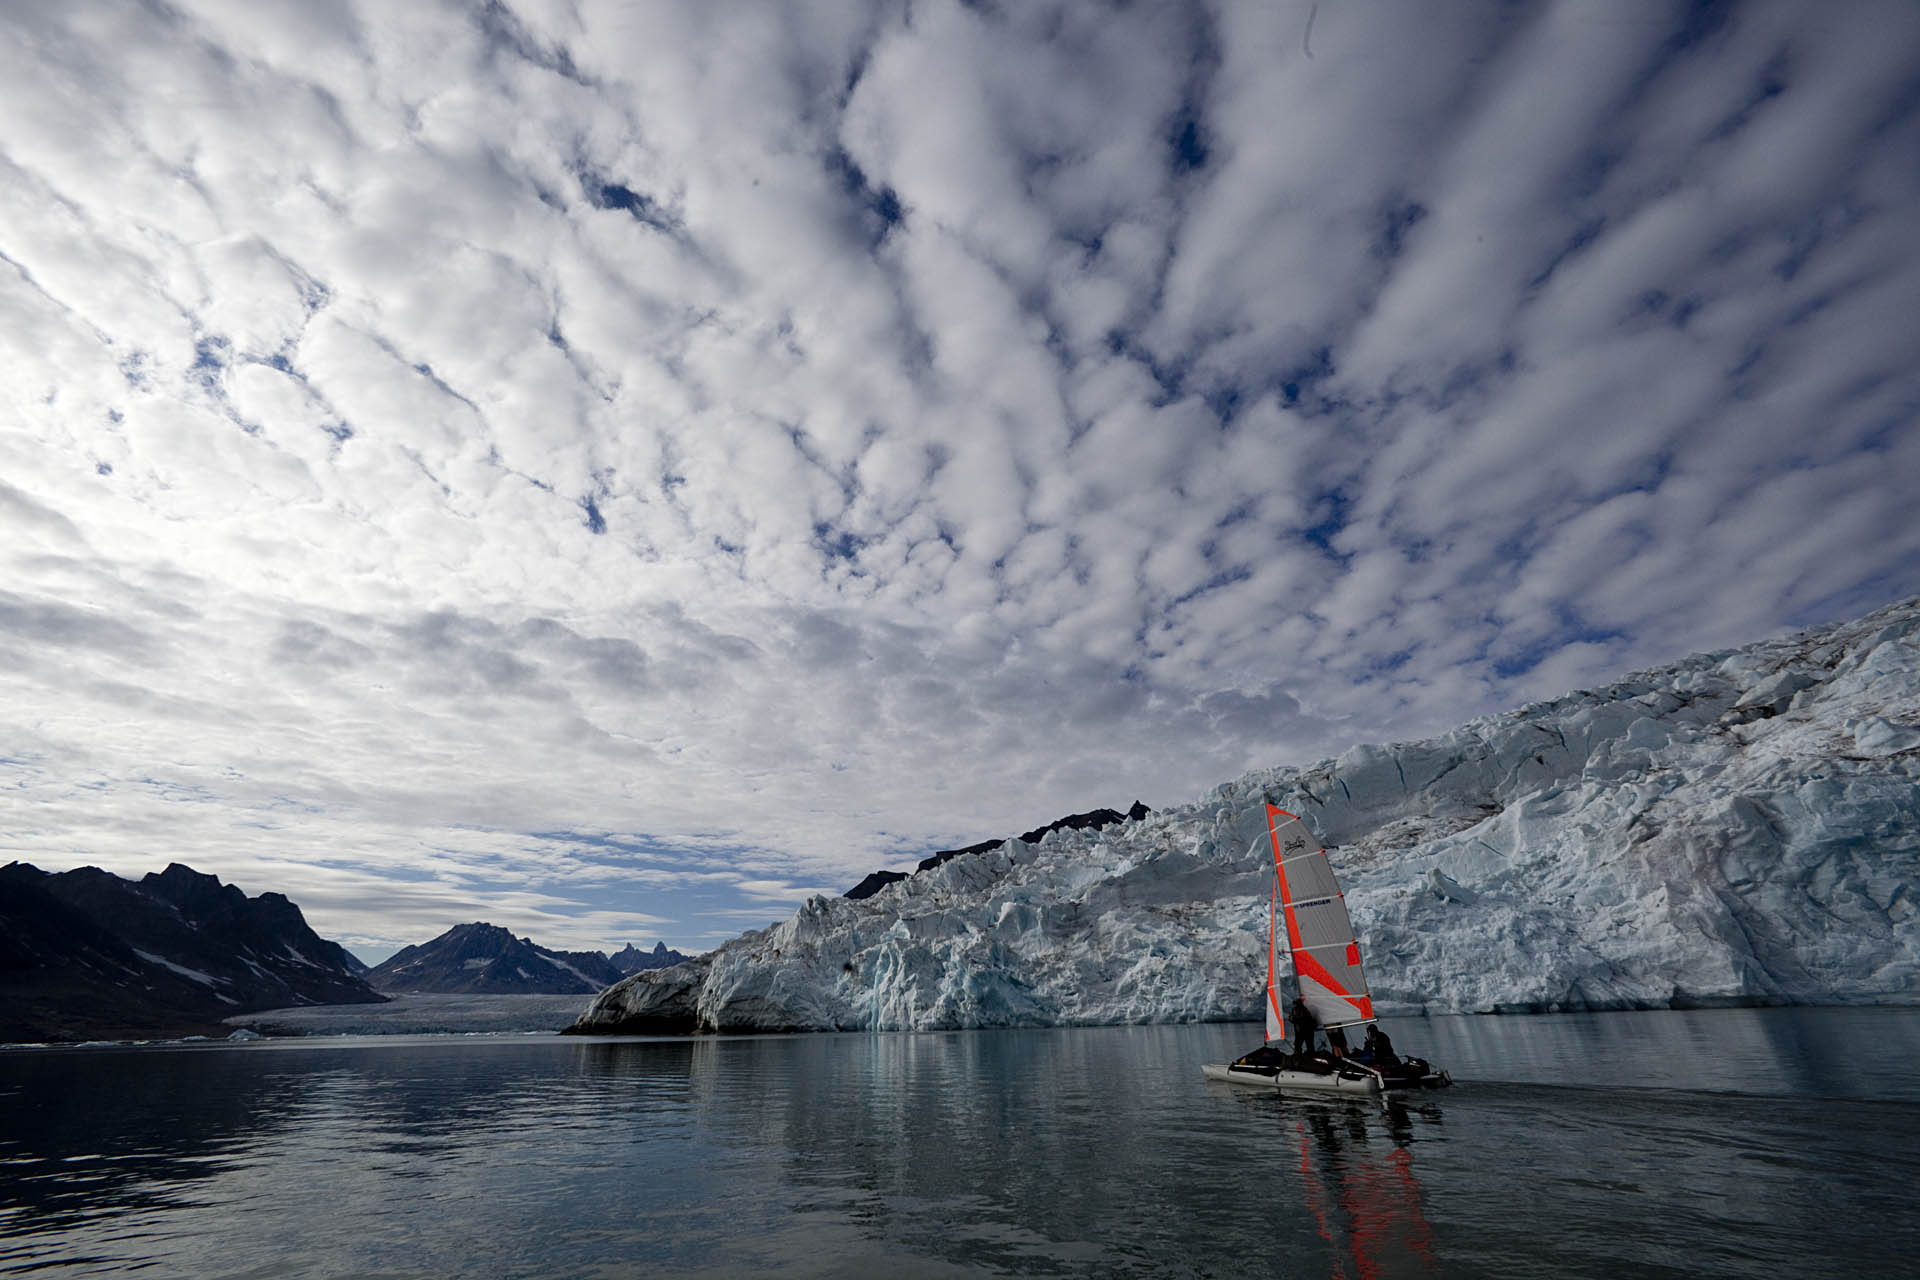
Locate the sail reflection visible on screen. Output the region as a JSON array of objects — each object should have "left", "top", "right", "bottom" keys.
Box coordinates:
[{"left": 1289, "top": 1104, "right": 1440, "bottom": 1280}]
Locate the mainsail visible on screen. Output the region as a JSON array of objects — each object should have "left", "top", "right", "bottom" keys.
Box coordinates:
[
  {"left": 1208, "top": 806, "right": 1448, "bottom": 1094},
  {"left": 1264, "top": 803, "right": 1375, "bottom": 1035}
]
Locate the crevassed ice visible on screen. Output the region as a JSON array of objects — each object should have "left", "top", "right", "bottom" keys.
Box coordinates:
[{"left": 575, "top": 598, "right": 1920, "bottom": 1033}]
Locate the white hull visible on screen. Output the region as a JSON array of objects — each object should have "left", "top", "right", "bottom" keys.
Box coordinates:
[{"left": 1201, "top": 1062, "right": 1383, "bottom": 1096}]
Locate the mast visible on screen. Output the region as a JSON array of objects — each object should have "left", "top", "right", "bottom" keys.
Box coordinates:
[
  {"left": 1265, "top": 803, "right": 1375, "bottom": 1030},
  {"left": 1264, "top": 874, "right": 1285, "bottom": 1042}
]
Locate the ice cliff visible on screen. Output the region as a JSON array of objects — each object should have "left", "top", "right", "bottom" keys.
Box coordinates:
[{"left": 571, "top": 596, "right": 1920, "bottom": 1034}]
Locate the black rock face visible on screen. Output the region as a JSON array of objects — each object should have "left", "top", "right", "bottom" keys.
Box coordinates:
[
  {"left": 141, "top": 864, "right": 372, "bottom": 978},
  {"left": 562, "top": 958, "right": 708, "bottom": 1036},
  {"left": 0, "top": 860, "right": 386, "bottom": 1043},
  {"left": 609, "top": 940, "right": 693, "bottom": 975},
  {"left": 843, "top": 802, "right": 1154, "bottom": 899},
  {"left": 367, "top": 923, "right": 627, "bottom": 995},
  {"left": 842, "top": 870, "right": 909, "bottom": 900}
]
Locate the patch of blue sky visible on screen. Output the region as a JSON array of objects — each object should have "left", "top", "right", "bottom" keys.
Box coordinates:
[
  {"left": 134, "top": 777, "right": 222, "bottom": 804},
  {"left": 1298, "top": 488, "right": 1352, "bottom": 558},
  {"left": 813, "top": 522, "right": 869, "bottom": 564},
  {"left": 824, "top": 145, "right": 904, "bottom": 249},
  {"left": 582, "top": 174, "right": 681, "bottom": 236},
  {"left": 528, "top": 830, "right": 688, "bottom": 862},
  {"left": 1491, "top": 622, "right": 1628, "bottom": 682},
  {"left": 1277, "top": 347, "right": 1336, "bottom": 411},
  {"left": 342, "top": 863, "right": 443, "bottom": 886}
]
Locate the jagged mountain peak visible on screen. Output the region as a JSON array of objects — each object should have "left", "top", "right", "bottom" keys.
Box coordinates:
[
  {"left": 368, "top": 922, "right": 623, "bottom": 995},
  {"left": 609, "top": 940, "right": 693, "bottom": 974}
]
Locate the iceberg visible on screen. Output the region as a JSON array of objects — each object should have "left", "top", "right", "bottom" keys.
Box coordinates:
[{"left": 571, "top": 596, "right": 1920, "bottom": 1034}]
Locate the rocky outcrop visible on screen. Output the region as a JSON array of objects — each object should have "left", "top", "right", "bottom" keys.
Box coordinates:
[
  {"left": 561, "top": 961, "right": 708, "bottom": 1035},
  {"left": 572, "top": 595, "right": 1920, "bottom": 1034},
  {"left": 0, "top": 861, "right": 384, "bottom": 1042},
  {"left": 843, "top": 802, "right": 1153, "bottom": 899}
]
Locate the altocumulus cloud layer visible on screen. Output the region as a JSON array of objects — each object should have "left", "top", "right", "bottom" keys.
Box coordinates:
[{"left": 2, "top": 0, "right": 1917, "bottom": 955}]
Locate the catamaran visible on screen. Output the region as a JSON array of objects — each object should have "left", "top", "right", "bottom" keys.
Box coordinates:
[{"left": 1202, "top": 804, "right": 1451, "bottom": 1098}]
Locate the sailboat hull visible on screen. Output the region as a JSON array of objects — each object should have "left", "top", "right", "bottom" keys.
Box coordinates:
[
  {"left": 1201, "top": 1060, "right": 1452, "bottom": 1096},
  {"left": 1202, "top": 1062, "right": 1382, "bottom": 1095}
]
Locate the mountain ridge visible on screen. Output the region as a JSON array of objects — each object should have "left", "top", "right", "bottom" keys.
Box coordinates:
[
  {"left": 367, "top": 922, "right": 623, "bottom": 995},
  {"left": 0, "top": 861, "right": 384, "bottom": 1042},
  {"left": 365, "top": 925, "right": 696, "bottom": 994}
]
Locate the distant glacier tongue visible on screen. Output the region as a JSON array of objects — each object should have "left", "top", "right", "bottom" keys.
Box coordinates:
[{"left": 573, "top": 596, "right": 1920, "bottom": 1034}]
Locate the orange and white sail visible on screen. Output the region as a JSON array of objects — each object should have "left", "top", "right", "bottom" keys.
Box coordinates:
[{"left": 1265, "top": 803, "right": 1375, "bottom": 1032}]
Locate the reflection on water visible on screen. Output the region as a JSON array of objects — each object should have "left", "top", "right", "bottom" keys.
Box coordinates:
[
  {"left": 3, "top": 1011, "right": 1919, "bottom": 1277},
  {"left": 1287, "top": 1102, "right": 1440, "bottom": 1280},
  {"left": 0, "top": 1046, "right": 309, "bottom": 1249},
  {"left": 1410, "top": 1005, "right": 1920, "bottom": 1102}
]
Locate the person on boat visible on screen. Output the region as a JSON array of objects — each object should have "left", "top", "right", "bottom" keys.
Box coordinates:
[
  {"left": 1361, "top": 1024, "right": 1397, "bottom": 1067},
  {"left": 1289, "top": 995, "right": 1318, "bottom": 1054},
  {"left": 1326, "top": 1025, "right": 1349, "bottom": 1058}
]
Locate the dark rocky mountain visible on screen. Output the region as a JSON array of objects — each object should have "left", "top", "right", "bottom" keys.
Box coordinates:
[
  {"left": 844, "top": 802, "right": 1153, "bottom": 899},
  {"left": 367, "top": 923, "right": 627, "bottom": 994},
  {"left": 0, "top": 861, "right": 384, "bottom": 1043},
  {"left": 610, "top": 941, "right": 693, "bottom": 974}
]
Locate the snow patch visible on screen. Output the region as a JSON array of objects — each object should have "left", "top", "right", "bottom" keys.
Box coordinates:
[
  {"left": 133, "top": 950, "right": 222, "bottom": 987},
  {"left": 542, "top": 955, "right": 603, "bottom": 988}
]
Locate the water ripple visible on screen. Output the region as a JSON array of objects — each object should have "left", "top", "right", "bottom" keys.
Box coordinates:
[{"left": 3, "top": 1014, "right": 1919, "bottom": 1276}]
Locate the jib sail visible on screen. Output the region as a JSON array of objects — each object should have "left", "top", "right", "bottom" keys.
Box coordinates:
[{"left": 1266, "top": 803, "right": 1375, "bottom": 1031}]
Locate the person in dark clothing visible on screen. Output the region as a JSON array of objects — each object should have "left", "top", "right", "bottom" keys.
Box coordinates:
[
  {"left": 1290, "top": 995, "right": 1318, "bottom": 1054},
  {"left": 1362, "top": 1023, "right": 1397, "bottom": 1067},
  {"left": 1327, "top": 1025, "right": 1349, "bottom": 1058}
]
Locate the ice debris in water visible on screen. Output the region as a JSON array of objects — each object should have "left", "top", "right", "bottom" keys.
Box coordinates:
[{"left": 573, "top": 597, "right": 1920, "bottom": 1033}]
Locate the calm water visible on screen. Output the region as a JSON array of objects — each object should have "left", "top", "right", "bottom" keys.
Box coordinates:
[{"left": 4, "top": 1009, "right": 1919, "bottom": 1277}]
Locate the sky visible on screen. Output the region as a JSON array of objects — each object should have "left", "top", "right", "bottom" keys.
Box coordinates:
[{"left": 3, "top": 0, "right": 1918, "bottom": 963}]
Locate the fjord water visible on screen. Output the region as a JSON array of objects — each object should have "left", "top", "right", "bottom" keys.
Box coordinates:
[{"left": 4, "top": 1010, "right": 1918, "bottom": 1278}]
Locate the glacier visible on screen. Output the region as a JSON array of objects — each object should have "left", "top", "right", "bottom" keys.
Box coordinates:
[
  {"left": 571, "top": 596, "right": 1920, "bottom": 1034},
  {"left": 229, "top": 993, "right": 588, "bottom": 1037}
]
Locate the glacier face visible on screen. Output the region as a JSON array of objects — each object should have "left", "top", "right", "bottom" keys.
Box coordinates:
[{"left": 573, "top": 597, "right": 1920, "bottom": 1034}]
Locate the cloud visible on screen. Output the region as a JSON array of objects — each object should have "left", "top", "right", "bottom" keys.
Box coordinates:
[{"left": 1, "top": 0, "right": 1916, "bottom": 952}]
